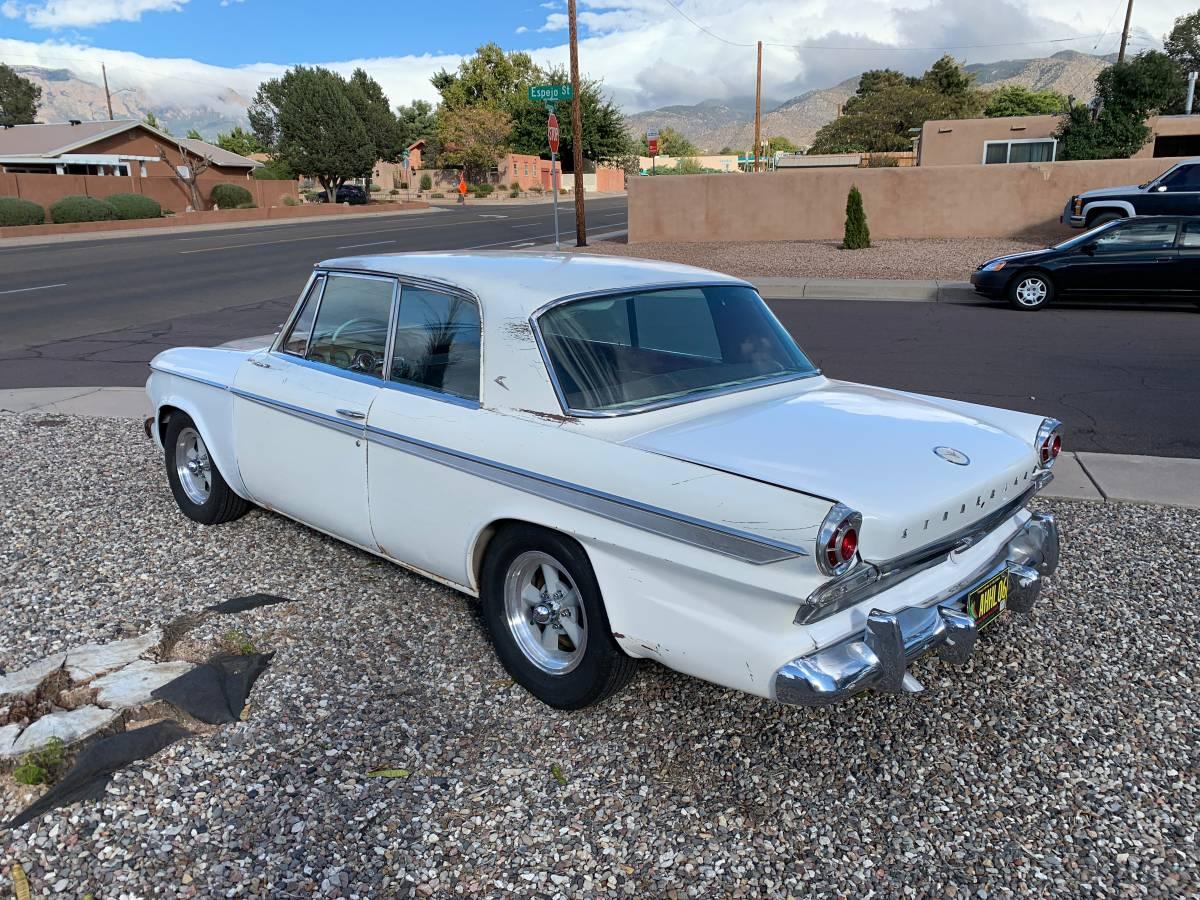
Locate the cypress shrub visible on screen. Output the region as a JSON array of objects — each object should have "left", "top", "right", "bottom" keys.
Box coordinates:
[
  {"left": 50, "top": 196, "right": 118, "bottom": 224},
  {"left": 106, "top": 192, "right": 162, "bottom": 220},
  {"left": 419, "top": 174, "right": 433, "bottom": 191},
  {"left": 0, "top": 197, "right": 45, "bottom": 226},
  {"left": 210, "top": 183, "right": 255, "bottom": 209},
  {"left": 843, "top": 184, "right": 870, "bottom": 250}
]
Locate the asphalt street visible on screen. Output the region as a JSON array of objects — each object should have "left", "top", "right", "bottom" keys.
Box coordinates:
[{"left": 1, "top": 196, "right": 1197, "bottom": 457}]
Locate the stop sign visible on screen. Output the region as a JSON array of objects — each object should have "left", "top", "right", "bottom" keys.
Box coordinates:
[{"left": 547, "top": 112, "right": 560, "bottom": 154}]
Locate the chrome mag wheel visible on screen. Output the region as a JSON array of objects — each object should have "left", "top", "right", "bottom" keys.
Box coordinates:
[
  {"left": 175, "top": 426, "right": 212, "bottom": 505},
  {"left": 503, "top": 550, "right": 588, "bottom": 674},
  {"left": 1014, "top": 276, "right": 1049, "bottom": 308}
]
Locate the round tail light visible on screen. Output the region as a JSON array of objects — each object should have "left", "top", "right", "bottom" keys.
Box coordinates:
[
  {"left": 818, "top": 503, "right": 862, "bottom": 576},
  {"left": 1036, "top": 418, "right": 1063, "bottom": 468}
]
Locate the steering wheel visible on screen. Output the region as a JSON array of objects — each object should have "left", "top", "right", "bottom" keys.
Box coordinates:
[{"left": 330, "top": 317, "right": 389, "bottom": 343}]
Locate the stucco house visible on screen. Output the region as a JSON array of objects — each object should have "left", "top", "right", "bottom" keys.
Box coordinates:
[{"left": 0, "top": 120, "right": 260, "bottom": 178}]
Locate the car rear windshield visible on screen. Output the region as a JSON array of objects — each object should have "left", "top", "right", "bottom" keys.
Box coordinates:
[{"left": 536, "top": 284, "right": 817, "bottom": 414}]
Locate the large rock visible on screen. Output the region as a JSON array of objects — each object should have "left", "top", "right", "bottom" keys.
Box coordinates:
[
  {"left": 65, "top": 629, "right": 163, "bottom": 682},
  {"left": 91, "top": 659, "right": 194, "bottom": 710},
  {"left": 0, "top": 722, "right": 23, "bottom": 756},
  {"left": 6, "top": 706, "right": 120, "bottom": 758},
  {"left": 0, "top": 655, "right": 66, "bottom": 704}
]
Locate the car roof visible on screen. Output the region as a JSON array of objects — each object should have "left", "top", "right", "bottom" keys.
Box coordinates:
[{"left": 315, "top": 251, "right": 749, "bottom": 320}]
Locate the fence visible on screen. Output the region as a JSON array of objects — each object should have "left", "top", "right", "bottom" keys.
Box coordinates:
[
  {"left": 0, "top": 173, "right": 299, "bottom": 212},
  {"left": 627, "top": 156, "right": 1190, "bottom": 243}
]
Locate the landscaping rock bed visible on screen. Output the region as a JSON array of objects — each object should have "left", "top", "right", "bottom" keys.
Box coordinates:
[{"left": 1, "top": 413, "right": 1197, "bottom": 897}]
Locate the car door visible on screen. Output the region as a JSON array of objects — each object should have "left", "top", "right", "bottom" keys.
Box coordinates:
[
  {"left": 1176, "top": 220, "right": 1200, "bottom": 296},
  {"left": 1147, "top": 164, "right": 1200, "bottom": 215},
  {"left": 1059, "top": 219, "right": 1180, "bottom": 295},
  {"left": 233, "top": 271, "right": 398, "bottom": 549},
  {"left": 366, "top": 283, "right": 484, "bottom": 585}
]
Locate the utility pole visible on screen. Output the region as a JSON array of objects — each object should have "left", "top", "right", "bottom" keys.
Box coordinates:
[
  {"left": 753, "top": 41, "right": 763, "bottom": 173},
  {"left": 1187, "top": 71, "right": 1198, "bottom": 116},
  {"left": 101, "top": 63, "right": 114, "bottom": 120},
  {"left": 1117, "top": 0, "right": 1134, "bottom": 63},
  {"left": 567, "top": 0, "right": 587, "bottom": 246}
]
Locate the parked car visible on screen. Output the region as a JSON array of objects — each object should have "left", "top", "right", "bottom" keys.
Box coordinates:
[
  {"left": 1062, "top": 158, "right": 1200, "bottom": 228},
  {"left": 972, "top": 215, "right": 1200, "bottom": 310},
  {"left": 316, "top": 185, "right": 369, "bottom": 205},
  {"left": 146, "top": 254, "right": 1061, "bottom": 709}
]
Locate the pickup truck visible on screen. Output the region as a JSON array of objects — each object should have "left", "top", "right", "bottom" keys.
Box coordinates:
[{"left": 1063, "top": 158, "right": 1200, "bottom": 228}]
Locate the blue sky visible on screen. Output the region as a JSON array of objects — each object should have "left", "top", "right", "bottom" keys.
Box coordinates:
[{"left": 0, "top": 0, "right": 1189, "bottom": 114}]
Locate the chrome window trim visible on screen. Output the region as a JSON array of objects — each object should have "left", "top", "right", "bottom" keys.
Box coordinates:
[
  {"left": 273, "top": 272, "right": 326, "bottom": 358},
  {"left": 528, "top": 280, "right": 821, "bottom": 418}
]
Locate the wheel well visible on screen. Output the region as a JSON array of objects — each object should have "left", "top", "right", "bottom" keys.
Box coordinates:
[
  {"left": 1085, "top": 207, "right": 1124, "bottom": 226},
  {"left": 155, "top": 404, "right": 184, "bottom": 443},
  {"left": 470, "top": 518, "right": 580, "bottom": 592},
  {"left": 1006, "top": 267, "right": 1053, "bottom": 291}
]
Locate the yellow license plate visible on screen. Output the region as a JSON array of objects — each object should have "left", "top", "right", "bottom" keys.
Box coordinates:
[{"left": 967, "top": 571, "right": 1010, "bottom": 630}]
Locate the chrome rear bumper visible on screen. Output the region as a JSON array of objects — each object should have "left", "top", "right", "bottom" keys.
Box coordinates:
[{"left": 774, "top": 513, "right": 1059, "bottom": 707}]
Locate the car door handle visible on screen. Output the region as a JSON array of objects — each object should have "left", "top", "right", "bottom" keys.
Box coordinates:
[{"left": 335, "top": 408, "right": 366, "bottom": 420}]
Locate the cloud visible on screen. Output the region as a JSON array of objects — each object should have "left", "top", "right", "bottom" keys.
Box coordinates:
[
  {"left": 6, "top": 0, "right": 187, "bottom": 28},
  {"left": 515, "top": 25, "right": 528, "bottom": 34},
  {"left": 0, "top": 0, "right": 1184, "bottom": 119}
]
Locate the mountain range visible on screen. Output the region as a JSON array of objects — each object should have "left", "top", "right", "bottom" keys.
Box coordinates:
[
  {"left": 623, "top": 50, "right": 1112, "bottom": 153},
  {"left": 9, "top": 49, "right": 1111, "bottom": 151}
]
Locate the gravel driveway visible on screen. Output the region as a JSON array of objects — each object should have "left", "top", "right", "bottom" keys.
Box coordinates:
[
  {"left": 580, "top": 236, "right": 1056, "bottom": 281},
  {"left": 1, "top": 414, "right": 1197, "bottom": 898}
]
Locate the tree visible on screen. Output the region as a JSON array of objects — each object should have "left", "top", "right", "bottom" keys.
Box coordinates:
[
  {"left": 639, "top": 126, "right": 698, "bottom": 157},
  {"left": 185, "top": 128, "right": 203, "bottom": 140},
  {"left": 0, "top": 63, "right": 41, "bottom": 126},
  {"left": 158, "top": 142, "right": 211, "bottom": 211},
  {"left": 249, "top": 66, "right": 377, "bottom": 200},
  {"left": 253, "top": 158, "right": 294, "bottom": 180},
  {"left": 216, "top": 125, "right": 264, "bottom": 157},
  {"left": 718, "top": 145, "right": 735, "bottom": 155},
  {"left": 437, "top": 105, "right": 512, "bottom": 181},
  {"left": 433, "top": 43, "right": 540, "bottom": 114},
  {"left": 1057, "top": 51, "right": 1187, "bottom": 159},
  {"left": 843, "top": 185, "right": 870, "bottom": 250},
  {"left": 346, "top": 68, "right": 404, "bottom": 163},
  {"left": 143, "top": 111, "right": 169, "bottom": 134},
  {"left": 766, "top": 135, "right": 800, "bottom": 154},
  {"left": 508, "top": 66, "right": 631, "bottom": 166},
  {"left": 811, "top": 56, "right": 982, "bottom": 154},
  {"left": 984, "top": 85, "right": 1067, "bottom": 117},
  {"left": 397, "top": 99, "right": 437, "bottom": 145},
  {"left": 1164, "top": 10, "right": 1200, "bottom": 75}
]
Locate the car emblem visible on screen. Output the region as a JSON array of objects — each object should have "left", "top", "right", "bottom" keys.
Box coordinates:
[{"left": 934, "top": 446, "right": 970, "bottom": 466}]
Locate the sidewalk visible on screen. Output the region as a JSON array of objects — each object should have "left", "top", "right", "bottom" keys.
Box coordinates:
[
  {"left": 752, "top": 277, "right": 977, "bottom": 303},
  {"left": 3, "top": 386, "right": 1198, "bottom": 510}
]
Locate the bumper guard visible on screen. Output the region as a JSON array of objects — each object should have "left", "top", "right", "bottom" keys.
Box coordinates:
[{"left": 774, "top": 513, "right": 1059, "bottom": 706}]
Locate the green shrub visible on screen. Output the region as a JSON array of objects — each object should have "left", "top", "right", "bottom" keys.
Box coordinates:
[
  {"left": 843, "top": 184, "right": 871, "bottom": 250},
  {"left": 430, "top": 192, "right": 445, "bottom": 198},
  {"left": 106, "top": 192, "right": 162, "bottom": 220},
  {"left": 420, "top": 174, "right": 433, "bottom": 191},
  {"left": 210, "top": 183, "right": 255, "bottom": 210},
  {"left": 510, "top": 189, "right": 520, "bottom": 198},
  {"left": 252, "top": 158, "right": 294, "bottom": 180},
  {"left": 0, "top": 196, "right": 45, "bottom": 226},
  {"left": 14, "top": 737, "right": 66, "bottom": 785},
  {"left": 866, "top": 154, "right": 899, "bottom": 168},
  {"left": 282, "top": 195, "right": 298, "bottom": 207},
  {"left": 369, "top": 184, "right": 383, "bottom": 192},
  {"left": 50, "top": 195, "right": 117, "bottom": 224},
  {"left": 399, "top": 182, "right": 408, "bottom": 189},
  {"left": 473, "top": 190, "right": 488, "bottom": 199}
]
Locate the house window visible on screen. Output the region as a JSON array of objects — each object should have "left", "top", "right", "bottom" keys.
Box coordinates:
[{"left": 983, "top": 139, "right": 1056, "bottom": 164}]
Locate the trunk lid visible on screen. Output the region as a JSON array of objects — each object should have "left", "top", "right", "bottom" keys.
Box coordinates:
[{"left": 626, "top": 380, "right": 1041, "bottom": 563}]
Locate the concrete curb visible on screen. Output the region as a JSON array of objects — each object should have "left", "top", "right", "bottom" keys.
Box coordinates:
[
  {"left": 752, "top": 277, "right": 977, "bottom": 303},
  {"left": 2, "top": 386, "right": 1197, "bottom": 510}
]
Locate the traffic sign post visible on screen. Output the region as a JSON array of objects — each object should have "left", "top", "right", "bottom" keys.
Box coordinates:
[
  {"left": 548, "top": 111, "right": 560, "bottom": 250},
  {"left": 647, "top": 127, "right": 659, "bottom": 174},
  {"left": 401, "top": 148, "right": 410, "bottom": 196}
]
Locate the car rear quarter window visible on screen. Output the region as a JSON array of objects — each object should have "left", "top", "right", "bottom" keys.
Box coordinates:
[
  {"left": 1094, "top": 220, "right": 1178, "bottom": 252},
  {"left": 1181, "top": 222, "right": 1200, "bottom": 248},
  {"left": 390, "top": 287, "right": 481, "bottom": 401}
]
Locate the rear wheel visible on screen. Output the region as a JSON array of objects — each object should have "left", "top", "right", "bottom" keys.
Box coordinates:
[
  {"left": 480, "top": 525, "right": 637, "bottom": 709},
  {"left": 163, "top": 413, "right": 250, "bottom": 525},
  {"left": 1008, "top": 271, "right": 1055, "bottom": 311}
]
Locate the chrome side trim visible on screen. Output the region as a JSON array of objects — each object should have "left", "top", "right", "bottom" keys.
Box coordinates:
[
  {"left": 229, "top": 387, "right": 364, "bottom": 438},
  {"left": 148, "top": 366, "right": 230, "bottom": 392},
  {"left": 528, "top": 281, "right": 820, "bottom": 419},
  {"left": 795, "top": 471, "right": 1053, "bottom": 625},
  {"left": 365, "top": 424, "right": 807, "bottom": 565},
  {"left": 775, "top": 513, "right": 1059, "bottom": 706}
]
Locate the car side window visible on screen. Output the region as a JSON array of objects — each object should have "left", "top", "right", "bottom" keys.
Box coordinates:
[
  {"left": 390, "top": 287, "right": 481, "bottom": 401},
  {"left": 1094, "top": 221, "right": 1178, "bottom": 252},
  {"left": 280, "top": 276, "right": 325, "bottom": 356},
  {"left": 1181, "top": 222, "right": 1200, "bottom": 248},
  {"left": 305, "top": 274, "right": 395, "bottom": 377},
  {"left": 1162, "top": 165, "right": 1200, "bottom": 192}
]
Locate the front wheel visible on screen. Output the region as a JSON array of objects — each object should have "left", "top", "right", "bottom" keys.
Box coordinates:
[
  {"left": 163, "top": 412, "right": 250, "bottom": 525},
  {"left": 480, "top": 525, "right": 637, "bottom": 709},
  {"left": 1008, "top": 271, "right": 1055, "bottom": 311}
]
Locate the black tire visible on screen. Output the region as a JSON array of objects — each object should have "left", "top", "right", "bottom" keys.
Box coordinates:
[
  {"left": 1007, "top": 270, "right": 1055, "bottom": 311},
  {"left": 480, "top": 525, "right": 637, "bottom": 709},
  {"left": 1088, "top": 211, "right": 1123, "bottom": 228},
  {"left": 163, "top": 412, "right": 250, "bottom": 525}
]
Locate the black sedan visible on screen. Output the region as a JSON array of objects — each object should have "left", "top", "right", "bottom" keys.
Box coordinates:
[
  {"left": 971, "top": 215, "right": 1200, "bottom": 310},
  {"left": 316, "top": 185, "right": 369, "bottom": 205}
]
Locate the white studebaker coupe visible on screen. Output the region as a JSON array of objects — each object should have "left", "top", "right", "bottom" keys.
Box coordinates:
[{"left": 147, "top": 253, "right": 1062, "bottom": 709}]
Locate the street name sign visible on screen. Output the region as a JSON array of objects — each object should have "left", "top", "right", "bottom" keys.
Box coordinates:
[{"left": 529, "top": 84, "right": 573, "bottom": 104}]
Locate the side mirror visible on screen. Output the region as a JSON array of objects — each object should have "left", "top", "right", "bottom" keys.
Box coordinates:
[{"left": 1155, "top": 184, "right": 1168, "bottom": 192}]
